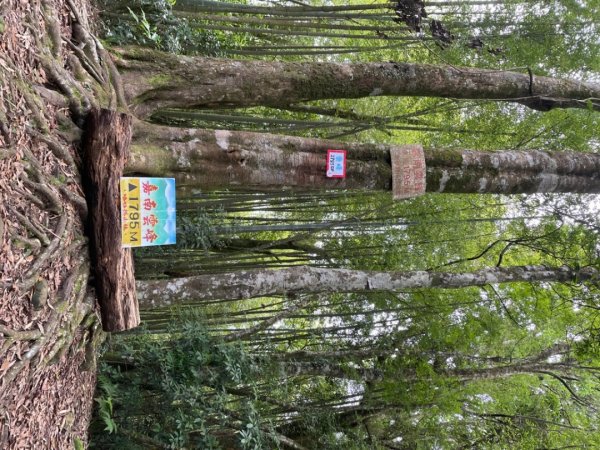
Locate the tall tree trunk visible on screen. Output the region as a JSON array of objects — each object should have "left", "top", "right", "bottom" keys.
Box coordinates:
[
  {"left": 128, "top": 121, "right": 600, "bottom": 194},
  {"left": 136, "top": 265, "right": 596, "bottom": 308},
  {"left": 114, "top": 47, "right": 600, "bottom": 118},
  {"left": 276, "top": 361, "right": 385, "bottom": 383}
]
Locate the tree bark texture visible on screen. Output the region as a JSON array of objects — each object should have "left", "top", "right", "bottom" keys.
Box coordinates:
[
  {"left": 277, "top": 361, "right": 384, "bottom": 382},
  {"left": 278, "top": 361, "right": 571, "bottom": 383},
  {"left": 114, "top": 47, "right": 600, "bottom": 118},
  {"left": 128, "top": 122, "right": 600, "bottom": 194},
  {"left": 82, "top": 108, "right": 140, "bottom": 332},
  {"left": 136, "top": 265, "right": 597, "bottom": 308}
]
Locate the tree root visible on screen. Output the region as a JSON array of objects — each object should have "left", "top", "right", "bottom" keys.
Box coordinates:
[
  {"left": 0, "top": 146, "right": 17, "bottom": 160},
  {"left": 0, "top": 103, "right": 12, "bottom": 146},
  {"left": 0, "top": 260, "right": 96, "bottom": 394},
  {"left": 102, "top": 48, "right": 128, "bottom": 110},
  {"left": 64, "top": 0, "right": 100, "bottom": 64},
  {"left": 13, "top": 186, "right": 46, "bottom": 209},
  {"left": 0, "top": 95, "right": 15, "bottom": 157},
  {"left": 8, "top": 206, "right": 51, "bottom": 247},
  {"left": 0, "top": 0, "right": 111, "bottom": 419},
  {"left": 33, "top": 2, "right": 95, "bottom": 124},
  {"left": 20, "top": 211, "right": 71, "bottom": 291},
  {"left": 13, "top": 77, "right": 51, "bottom": 134},
  {"left": 0, "top": 341, "right": 43, "bottom": 391},
  {"left": 21, "top": 147, "right": 46, "bottom": 183},
  {"left": 40, "top": 0, "right": 122, "bottom": 122},
  {"left": 0, "top": 326, "right": 42, "bottom": 341},
  {"left": 31, "top": 279, "right": 49, "bottom": 311},
  {"left": 23, "top": 180, "right": 64, "bottom": 214},
  {"left": 39, "top": 263, "right": 96, "bottom": 369},
  {"left": 11, "top": 235, "right": 42, "bottom": 252},
  {"left": 65, "top": 0, "right": 128, "bottom": 110},
  {"left": 9, "top": 0, "right": 132, "bottom": 135},
  {"left": 56, "top": 111, "right": 83, "bottom": 142},
  {"left": 25, "top": 126, "right": 77, "bottom": 170},
  {"left": 55, "top": 256, "right": 84, "bottom": 303},
  {"left": 42, "top": 56, "right": 93, "bottom": 126},
  {"left": 33, "top": 84, "right": 69, "bottom": 110},
  {"left": 8, "top": 135, "right": 88, "bottom": 290},
  {"left": 60, "top": 185, "right": 88, "bottom": 220},
  {"left": 44, "top": 335, "right": 69, "bottom": 366},
  {"left": 0, "top": 339, "right": 13, "bottom": 361},
  {"left": 67, "top": 41, "right": 105, "bottom": 85},
  {"left": 41, "top": 2, "right": 63, "bottom": 59}
]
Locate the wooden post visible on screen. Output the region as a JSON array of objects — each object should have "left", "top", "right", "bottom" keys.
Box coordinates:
[{"left": 82, "top": 108, "right": 140, "bottom": 331}]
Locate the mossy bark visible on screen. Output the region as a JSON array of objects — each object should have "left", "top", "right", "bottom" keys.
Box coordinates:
[
  {"left": 127, "top": 120, "right": 392, "bottom": 191},
  {"left": 127, "top": 122, "right": 600, "bottom": 194},
  {"left": 136, "top": 265, "right": 597, "bottom": 307},
  {"left": 114, "top": 47, "right": 600, "bottom": 118}
]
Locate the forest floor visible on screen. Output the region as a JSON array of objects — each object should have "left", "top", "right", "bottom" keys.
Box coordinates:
[{"left": 0, "top": 0, "right": 104, "bottom": 447}]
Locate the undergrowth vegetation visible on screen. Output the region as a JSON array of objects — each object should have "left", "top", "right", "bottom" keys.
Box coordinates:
[
  {"left": 90, "top": 318, "right": 277, "bottom": 449},
  {"left": 98, "top": 0, "right": 224, "bottom": 55}
]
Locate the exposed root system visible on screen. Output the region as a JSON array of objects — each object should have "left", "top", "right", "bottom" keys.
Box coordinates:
[{"left": 0, "top": 0, "right": 120, "bottom": 447}]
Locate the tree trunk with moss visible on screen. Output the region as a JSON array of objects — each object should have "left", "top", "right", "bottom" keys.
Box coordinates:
[
  {"left": 127, "top": 121, "right": 600, "bottom": 195},
  {"left": 135, "top": 265, "right": 597, "bottom": 308},
  {"left": 114, "top": 47, "right": 600, "bottom": 118}
]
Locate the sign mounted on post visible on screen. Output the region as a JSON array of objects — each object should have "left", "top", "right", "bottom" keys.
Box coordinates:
[
  {"left": 120, "top": 177, "right": 176, "bottom": 247},
  {"left": 326, "top": 149, "right": 347, "bottom": 178}
]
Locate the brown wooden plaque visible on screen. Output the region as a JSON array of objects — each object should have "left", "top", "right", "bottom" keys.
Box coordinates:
[{"left": 390, "top": 144, "right": 426, "bottom": 200}]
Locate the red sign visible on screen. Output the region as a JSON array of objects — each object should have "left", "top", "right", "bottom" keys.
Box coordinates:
[{"left": 326, "top": 149, "right": 347, "bottom": 178}]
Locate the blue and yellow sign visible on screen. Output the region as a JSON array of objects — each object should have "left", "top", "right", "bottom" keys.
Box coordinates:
[{"left": 120, "top": 177, "right": 176, "bottom": 247}]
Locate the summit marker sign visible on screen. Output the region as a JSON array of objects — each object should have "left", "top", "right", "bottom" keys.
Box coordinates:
[{"left": 120, "top": 177, "right": 176, "bottom": 247}]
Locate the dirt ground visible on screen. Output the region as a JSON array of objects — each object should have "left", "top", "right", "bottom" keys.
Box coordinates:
[{"left": 0, "top": 0, "right": 105, "bottom": 447}]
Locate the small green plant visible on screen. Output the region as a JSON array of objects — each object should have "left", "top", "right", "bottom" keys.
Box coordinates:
[
  {"left": 127, "top": 8, "right": 161, "bottom": 46},
  {"left": 238, "top": 405, "right": 274, "bottom": 450},
  {"left": 95, "top": 396, "right": 117, "bottom": 434},
  {"left": 177, "top": 208, "right": 226, "bottom": 251},
  {"left": 72, "top": 437, "right": 85, "bottom": 450},
  {"left": 94, "top": 370, "right": 118, "bottom": 434}
]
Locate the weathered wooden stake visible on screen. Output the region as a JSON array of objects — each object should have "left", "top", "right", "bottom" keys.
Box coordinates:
[{"left": 82, "top": 108, "right": 140, "bottom": 331}]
